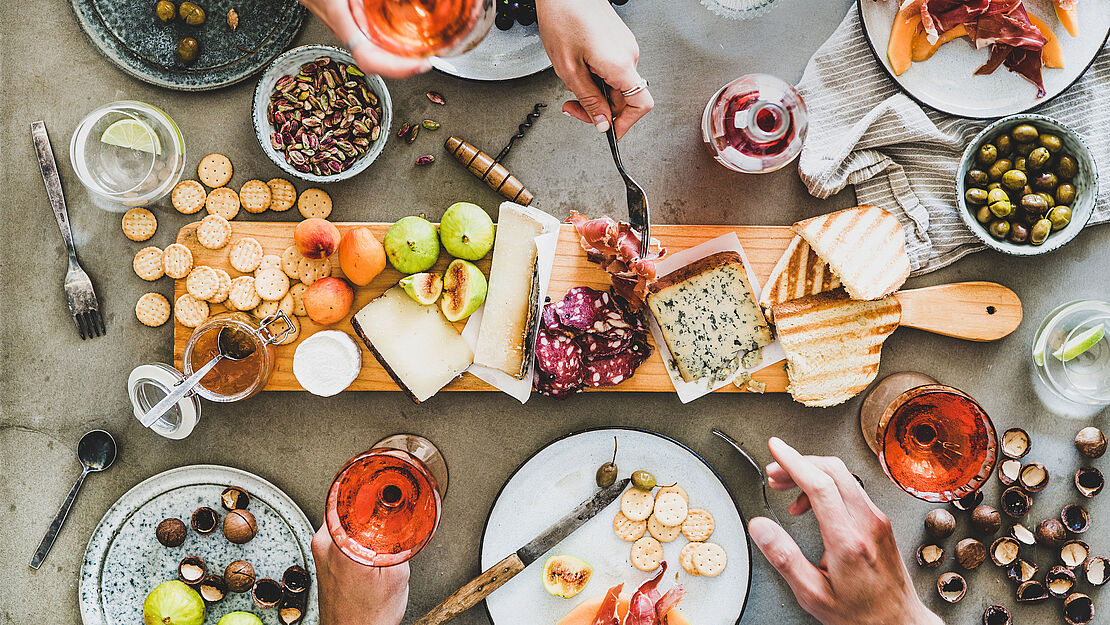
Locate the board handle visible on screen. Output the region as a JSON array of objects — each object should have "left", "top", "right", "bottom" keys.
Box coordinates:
[
  {"left": 894, "top": 281, "right": 1022, "bottom": 342},
  {"left": 412, "top": 552, "right": 526, "bottom": 625},
  {"left": 445, "top": 136, "right": 533, "bottom": 205}
]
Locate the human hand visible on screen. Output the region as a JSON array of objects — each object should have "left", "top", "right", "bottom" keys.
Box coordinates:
[
  {"left": 312, "top": 525, "right": 410, "bottom": 625},
  {"left": 299, "top": 0, "right": 431, "bottom": 78},
  {"left": 748, "top": 438, "right": 943, "bottom": 625},
  {"left": 536, "top": 0, "right": 653, "bottom": 139}
]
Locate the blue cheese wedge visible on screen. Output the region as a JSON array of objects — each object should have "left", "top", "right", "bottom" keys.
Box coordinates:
[
  {"left": 647, "top": 251, "right": 773, "bottom": 384},
  {"left": 350, "top": 286, "right": 474, "bottom": 403},
  {"left": 473, "top": 202, "right": 547, "bottom": 379}
]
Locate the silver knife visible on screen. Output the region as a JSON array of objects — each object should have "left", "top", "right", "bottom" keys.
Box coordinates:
[{"left": 413, "top": 478, "right": 631, "bottom": 625}]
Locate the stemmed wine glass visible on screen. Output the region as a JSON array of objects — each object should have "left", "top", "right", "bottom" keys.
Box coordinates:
[{"left": 347, "top": 0, "right": 495, "bottom": 59}]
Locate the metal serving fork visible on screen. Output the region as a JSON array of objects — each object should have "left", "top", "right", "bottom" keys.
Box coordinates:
[
  {"left": 31, "top": 121, "right": 105, "bottom": 339},
  {"left": 592, "top": 75, "right": 651, "bottom": 258}
]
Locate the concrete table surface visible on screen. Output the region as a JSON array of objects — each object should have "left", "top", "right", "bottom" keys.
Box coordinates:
[{"left": 3, "top": 1, "right": 1108, "bottom": 624}]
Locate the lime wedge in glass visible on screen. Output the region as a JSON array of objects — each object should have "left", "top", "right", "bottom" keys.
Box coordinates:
[
  {"left": 100, "top": 119, "right": 161, "bottom": 154},
  {"left": 1052, "top": 324, "right": 1106, "bottom": 363},
  {"left": 1032, "top": 330, "right": 1051, "bottom": 367}
]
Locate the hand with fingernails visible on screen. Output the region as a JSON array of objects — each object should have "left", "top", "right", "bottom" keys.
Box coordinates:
[
  {"left": 298, "top": 0, "right": 433, "bottom": 79},
  {"left": 537, "top": 0, "right": 652, "bottom": 139},
  {"left": 312, "top": 525, "right": 411, "bottom": 625},
  {"left": 749, "top": 438, "right": 943, "bottom": 625}
]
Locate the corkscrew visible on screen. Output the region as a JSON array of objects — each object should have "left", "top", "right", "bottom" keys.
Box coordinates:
[{"left": 444, "top": 103, "right": 546, "bottom": 206}]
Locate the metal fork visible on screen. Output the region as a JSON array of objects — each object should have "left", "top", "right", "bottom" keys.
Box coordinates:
[
  {"left": 31, "top": 121, "right": 105, "bottom": 339},
  {"left": 591, "top": 74, "right": 651, "bottom": 258}
]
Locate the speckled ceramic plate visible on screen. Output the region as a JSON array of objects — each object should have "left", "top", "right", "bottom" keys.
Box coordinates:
[
  {"left": 79, "top": 465, "right": 318, "bottom": 625},
  {"left": 430, "top": 22, "right": 550, "bottom": 82},
  {"left": 70, "top": 0, "right": 306, "bottom": 91},
  {"left": 859, "top": 0, "right": 1110, "bottom": 118},
  {"left": 481, "top": 427, "right": 752, "bottom": 625}
]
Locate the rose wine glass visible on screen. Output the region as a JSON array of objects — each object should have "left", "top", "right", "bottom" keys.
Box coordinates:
[
  {"left": 348, "top": 0, "right": 495, "bottom": 58},
  {"left": 325, "top": 434, "right": 448, "bottom": 566},
  {"left": 873, "top": 383, "right": 998, "bottom": 503}
]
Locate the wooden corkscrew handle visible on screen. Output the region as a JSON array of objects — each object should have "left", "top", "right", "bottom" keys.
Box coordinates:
[{"left": 444, "top": 136, "right": 533, "bottom": 205}]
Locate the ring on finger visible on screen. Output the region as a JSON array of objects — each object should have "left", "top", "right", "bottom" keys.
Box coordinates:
[{"left": 620, "top": 78, "right": 649, "bottom": 98}]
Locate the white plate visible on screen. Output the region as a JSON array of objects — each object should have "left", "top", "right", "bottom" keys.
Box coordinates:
[
  {"left": 431, "top": 23, "right": 551, "bottom": 82},
  {"left": 858, "top": 0, "right": 1110, "bottom": 118},
  {"left": 80, "top": 465, "right": 319, "bottom": 625},
  {"left": 481, "top": 428, "right": 752, "bottom": 625}
]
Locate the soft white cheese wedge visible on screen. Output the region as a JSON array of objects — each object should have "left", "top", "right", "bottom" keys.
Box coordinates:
[
  {"left": 292, "top": 330, "right": 362, "bottom": 397},
  {"left": 351, "top": 286, "right": 474, "bottom": 403},
  {"left": 473, "top": 202, "right": 545, "bottom": 379}
]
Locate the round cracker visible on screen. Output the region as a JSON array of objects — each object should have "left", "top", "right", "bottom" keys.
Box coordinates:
[
  {"left": 228, "top": 237, "right": 264, "bottom": 273},
  {"left": 281, "top": 245, "right": 302, "bottom": 278},
  {"left": 198, "top": 153, "right": 233, "bottom": 187},
  {"left": 289, "top": 282, "right": 308, "bottom": 316},
  {"left": 297, "top": 187, "right": 332, "bottom": 219},
  {"left": 197, "top": 214, "right": 232, "bottom": 250},
  {"left": 135, "top": 292, "right": 171, "bottom": 327},
  {"left": 257, "top": 254, "right": 282, "bottom": 274},
  {"left": 209, "top": 268, "right": 231, "bottom": 304},
  {"left": 679, "top": 542, "right": 702, "bottom": 576},
  {"left": 620, "top": 488, "right": 654, "bottom": 522},
  {"left": 267, "top": 178, "right": 296, "bottom": 212},
  {"left": 162, "top": 243, "right": 194, "bottom": 280},
  {"left": 205, "top": 186, "right": 240, "bottom": 220},
  {"left": 239, "top": 179, "right": 272, "bottom": 213},
  {"left": 297, "top": 256, "right": 331, "bottom": 285},
  {"left": 121, "top": 207, "right": 157, "bottom": 242},
  {"left": 681, "top": 508, "right": 715, "bottom": 542},
  {"left": 254, "top": 268, "right": 290, "bottom": 301},
  {"left": 174, "top": 293, "right": 210, "bottom": 328},
  {"left": 692, "top": 542, "right": 727, "bottom": 577},
  {"left": 185, "top": 266, "right": 219, "bottom": 301},
  {"left": 133, "top": 246, "right": 165, "bottom": 281},
  {"left": 647, "top": 514, "right": 683, "bottom": 543},
  {"left": 630, "top": 536, "right": 664, "bottom": 572},
  {"left": 656, "top": 485, "right": 689, "bottom": 504},
  {"left": 228, "top": 276, "right": 261, "bottom": 311},
  {"left": 171, "top": 180, "right": 206, "bottom": 214},
  {"left": 273, "top": 315, "right": 300, "bottom": 345},
  {"left": 652, "top": 492, "right": 689, "bottom": 527},
  {"left": 613, "top": 511, "right": 647, "bottom": 542}
]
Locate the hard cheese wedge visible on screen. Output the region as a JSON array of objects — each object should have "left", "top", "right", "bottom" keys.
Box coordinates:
[
  {"left": 473, "top": 202, "right": 546, "bottom": 379},
  {"left": 648, "top": 251, "right": 773, "bottom": 384},
  {"left": 350, "top": 286, "right": 474, "bottom": 403}
]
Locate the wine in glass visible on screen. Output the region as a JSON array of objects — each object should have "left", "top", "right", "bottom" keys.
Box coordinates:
[
  {"left": 349, "top": 0, "right": 495, "bottom": 58},
  {"left": 325, "top": 434, "right": 448, "bottom": 566}
]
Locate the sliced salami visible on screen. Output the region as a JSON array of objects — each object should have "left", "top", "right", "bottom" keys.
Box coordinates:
[
  {"left": 584, "top": 344, "right": 651, "bottom": 388},
  {"left": 579, "top": 332, "right": 632, "bottom": 361},
  {"left": 554, "top": 287, "right": 610, "bottom": 331},
  {"left": 535, "top": 330, "right": 584, "bottom": 385}
]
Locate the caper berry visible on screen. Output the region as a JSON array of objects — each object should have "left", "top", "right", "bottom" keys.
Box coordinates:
[
  {"left": 1013, "top": 156, "right": 1027, "bottom": 172},
  {"left": 179, "top": 1, "right": 206, "bottom": 25},
  {"left": 1030, "top": 219, "right": 1052, "bottom": 245},
  {"left": 631, "top": 470, "right": 656, "bottom": 491},
  {"left": 987, "top": 159, "right": 1012, "bottom": 181},
  {"left": 1011, "top": 124, "right": 1039, "bottom": 143},
  {"left": 1001, "top": 169, "right": 1027, "bottom": 192},
  {"left": 156, "top": 0, "right": 177, "bottom": 22},
  {"left": 995, "top": 134, "right": 1013, "bottom": 156},
  {"left": 989, "top": 200, "right": 1013, "bottom": 219},
  {"left": 1055, "top": 183, "right": 1076, "bottom": 206},
  {"left": 1027, "top": 147, "right": 1051, "bottom": 171},
  {"left": 1048, "top": 206, "right": 1072, "bottom": 230},
  {"left": 177, "top": 37, "right": 200, "bottom": 64},
  {"left": 1057, "top": 155, "right": 1078, "bottom": 179},
  {"left": 976, "top": 205, "right": 993, "bottom": 224},
  {"left": 596, "top": 437, "right": 618, "bottom": 488},
  {"left": 965, "top": 188, "right": 989, "bottom": 206},
  {"left": 1039, "top": 134, "right": 1063, "bottom": 153},
  {"left": 989, "top": 220, "right": 1011, "bottom": 240},
  {"left": 1032, "top": 171, "right": 1058, "bottom": 191},
  {"left": 966, "top": 169, "right": 990, "bottom": 187},
  {"left": 977, "top": 144, "right": 999, "bottom": 167},
  {"left": 1009, "top": 222, "right": 1030, "bottom": 244},
  {"left": 1021, "top": 193, "right": 1048, "bottom": 213}
]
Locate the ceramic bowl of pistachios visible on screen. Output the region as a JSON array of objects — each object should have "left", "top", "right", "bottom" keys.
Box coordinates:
[{"left": 252, "top": 44, "right": 392, "bottom": 183}]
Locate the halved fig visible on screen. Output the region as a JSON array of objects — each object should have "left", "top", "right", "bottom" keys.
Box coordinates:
[
  {"left": 399, "top": 272, "right": 443, "bottom": 306},
  {"left": 542, "top": 555, "right": 593, "bottom": 599},
  {"left": 1084, "top": 556, "right": 1108, "bottom": 586},
  {"left": 1063, "top": 593, "right": 1094, "bottom": 625},
  {"left": 990, "top": 537, "right": 1020, "bottom": 567},
  {"left": 1001, "top": 428, "right": 1031, "bottom": 458},
  {"left": 1062, "top": 541, "right": 1090, "bottom": 569},
  {"left": 1075, "top": 467, "right": 1104, "bottom": 498},
  {"left": 1018, "top": 462, "right": 1049, "bottom": 492},
  {"left": 440, "top": 259, "right": 487, "bottom": 322},
  {"left": 916, "top": 544, "right": 945, "bottom": 568},
  {"left": 1047, "top": 565, "right": 1076, "bottom": 598},
  {"left": 937, "top": 572, "right": 966, "bottom": 603},
  {"left": 1016, "top": 580, "right": 1049, "bottom": 603},
  {"left": 998, "top": 458, "right": 1022, "bottom": 485}
]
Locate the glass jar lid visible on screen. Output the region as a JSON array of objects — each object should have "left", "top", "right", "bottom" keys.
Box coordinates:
[{"left": 127, "top": 363, "right": 201, "bottom": 440}]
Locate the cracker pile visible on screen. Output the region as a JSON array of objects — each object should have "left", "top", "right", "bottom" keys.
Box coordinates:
[{"left": 613, "top": 483, "right": 727, "bottom": 577}]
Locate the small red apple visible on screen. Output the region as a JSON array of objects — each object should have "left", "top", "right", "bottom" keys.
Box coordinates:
[
  {"left": 295, "top": 218, "right": 341, "bottom": 260},
  {"left": 302, "top": 277, "right": 354, "bottom": 325}
]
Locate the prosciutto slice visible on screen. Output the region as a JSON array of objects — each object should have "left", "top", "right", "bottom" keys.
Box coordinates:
[
  {"left": 566, "top": 211, "right": 665, "bottom": 309},
  {"left": 590, "top": 584, "right": 624, "bottom": 625},
  {"left": 626, "top": 564, "right": 686, "bottom": 625},
  {"left": 919, "top": 0, "right": 990, "bottom": 41}
]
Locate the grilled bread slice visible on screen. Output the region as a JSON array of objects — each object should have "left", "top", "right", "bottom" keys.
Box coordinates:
[
  {"left": 772, "top": 289, "right": 901, "bottom": 407},
  {"left": 760, "top": 235, "right": 841, "bottom": 315},
  {"left": 792, "top": 206, "right": 911, "bottom": 301}
]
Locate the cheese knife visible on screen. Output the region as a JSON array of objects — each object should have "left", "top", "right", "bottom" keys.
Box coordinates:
[{"left": 413, "top": 478, "right": 631, "bottom": 625}]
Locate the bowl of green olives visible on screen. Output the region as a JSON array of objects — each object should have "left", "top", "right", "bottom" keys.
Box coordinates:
[{"left": 957, "top": 114, "right": 1096, "bottom": 256}]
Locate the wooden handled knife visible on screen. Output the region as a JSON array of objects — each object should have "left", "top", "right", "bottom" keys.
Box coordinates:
[{"left": 413, "top": 478, "right": 631, "bottom": 625}]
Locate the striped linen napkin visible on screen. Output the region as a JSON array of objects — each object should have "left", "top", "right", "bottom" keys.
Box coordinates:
[{"left": 795, "top": 4, "right": 1110, "bottom": 275}]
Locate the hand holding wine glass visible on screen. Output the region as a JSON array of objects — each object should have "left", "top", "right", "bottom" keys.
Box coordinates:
[
  {"left": 298, "top": 0, "right": 432, "bottom": 78},
  {"left": 311, "top": 525, "right": 411, "bottom": 625},
  {"left": 748, "top": 438, "right": 943, "bottom": 625}
]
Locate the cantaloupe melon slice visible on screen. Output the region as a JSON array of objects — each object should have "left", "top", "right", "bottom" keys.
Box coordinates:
[
  {"left": 911, "top": 24, "right": 968, "bottom": 62},
  {"left": 1028, "top": 13, "right": 1066, "bottom": 69},
  {"left": 1054, "top": 3, "right": 1079, "bottom": 37},
  {"left": 556, "top": 595, "right": 692, "bottom": 625},
  {"left": 888, "top": 0, "right": 923, "bottom": 76}
]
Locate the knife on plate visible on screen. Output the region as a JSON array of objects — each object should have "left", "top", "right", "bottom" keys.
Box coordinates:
[{"left": 413, "top": 478, "right": 631, "bottom": 625}]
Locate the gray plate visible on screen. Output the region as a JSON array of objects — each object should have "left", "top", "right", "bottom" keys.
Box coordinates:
[
  {"left": 79, "top": 464, "right": 319, "bottom": 625},
  {"left": 70, "top": 0, "right": 306, "bottom": 91}
]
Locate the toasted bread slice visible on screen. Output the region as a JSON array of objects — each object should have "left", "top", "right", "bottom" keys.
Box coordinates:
[
  {"left": 772, "top": 289, "right": 901, "bottom": 407},
  {"left": 760, "top": 235, "right": 841, "bottom": 314},
  {"left": 792, "top": 206, "right": 911, "bottom": 301}
]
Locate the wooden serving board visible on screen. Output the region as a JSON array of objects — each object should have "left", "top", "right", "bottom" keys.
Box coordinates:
[{"left": 174, "top": 222, "right": 795, "bottom": 393}]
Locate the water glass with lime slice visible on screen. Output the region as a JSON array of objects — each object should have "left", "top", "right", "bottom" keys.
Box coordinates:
[
  {"left": 69, "top": 101, "right": 185, "bottom": 211},
  {"left": 1031, "top": 300, "right": 1110, "bottom": 410}
]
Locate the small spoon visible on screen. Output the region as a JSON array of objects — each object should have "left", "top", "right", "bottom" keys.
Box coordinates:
[
  {"left": 711, "top": 428, "right": 781, "bottom": 525},
  {"left": 139, "top": 327, "right": 256, "bottom": 428},
  {"left": 30, "top": 430, "right": 117, "bottom": 569}
]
